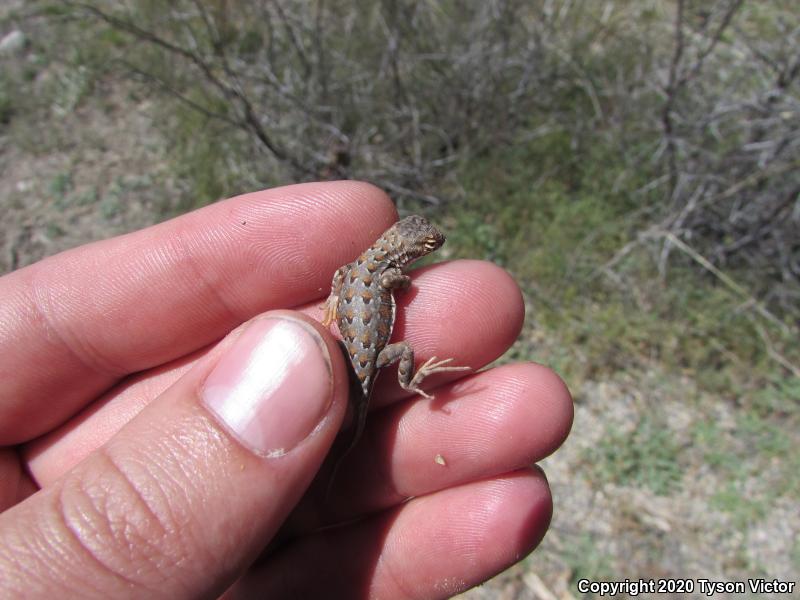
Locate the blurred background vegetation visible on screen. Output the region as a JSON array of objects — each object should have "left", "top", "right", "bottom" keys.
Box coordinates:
[{"left": 1, "top": 0, "right": 798, "bottom": 596}]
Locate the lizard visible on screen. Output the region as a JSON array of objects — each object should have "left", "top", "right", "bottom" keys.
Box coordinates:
[{"left": 321, "top": 215, "right": 470, "bottom": 487}]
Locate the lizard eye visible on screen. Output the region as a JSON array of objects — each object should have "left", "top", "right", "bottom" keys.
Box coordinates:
[{"left": 423, "top": 238, "right": 438, "bottom": 250}]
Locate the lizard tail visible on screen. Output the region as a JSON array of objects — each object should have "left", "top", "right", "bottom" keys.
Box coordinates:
[{"left": 325, "top": 392, "right": 370, "bottom": 502}]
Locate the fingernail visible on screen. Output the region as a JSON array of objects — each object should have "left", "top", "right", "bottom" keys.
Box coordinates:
[{"left": 202, "top": 317, "right": 333, "bottom": 457}]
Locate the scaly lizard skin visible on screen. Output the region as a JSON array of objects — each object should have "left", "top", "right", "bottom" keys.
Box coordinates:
[{"left": 321, "top": 215, "right": 469, "bottom": 473}]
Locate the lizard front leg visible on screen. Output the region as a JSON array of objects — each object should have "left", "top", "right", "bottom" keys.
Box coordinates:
[
  {"left": 321, "top": 266, "right": 346, "bottom": 327},
  {"left": 376, "top": 342, "right": 470, "bottom": 399},
  {"left": 380, "top": 267, "right": 411, "bottom": 290}
]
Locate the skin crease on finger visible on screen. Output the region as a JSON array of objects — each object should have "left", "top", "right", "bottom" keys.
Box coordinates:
[
  {"left": 0, "top": 181, "right": 398, "bottom": 445},
  {"left": 0, "top": 450, "right": 21, "bottom": 510},
  {"left": 24, "top": 259, "right": 526, "bottom": 487}
]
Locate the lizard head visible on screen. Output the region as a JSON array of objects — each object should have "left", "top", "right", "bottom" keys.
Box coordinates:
[{"left": 383, "top": 215, "right": 445, "bottom": 266}]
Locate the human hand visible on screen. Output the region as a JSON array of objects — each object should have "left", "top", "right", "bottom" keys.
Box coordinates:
[{"left": 0, "top": 182, "right": 572, "bottom": 598}]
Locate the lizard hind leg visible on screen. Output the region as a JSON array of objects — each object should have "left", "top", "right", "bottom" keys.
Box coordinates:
[
  {"left": 377, "top": 342, "right": 470, "bottom": 400},
  {"left": 321, "top": 267, "right": 346, "bottom": 327},
  {"left": 321, "top": 294, "right": 338, "bottom": 327}
]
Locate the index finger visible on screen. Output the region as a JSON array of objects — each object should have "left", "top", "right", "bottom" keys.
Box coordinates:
[{"left": 0, "top": 181, "right": 396, "bottom": 444}]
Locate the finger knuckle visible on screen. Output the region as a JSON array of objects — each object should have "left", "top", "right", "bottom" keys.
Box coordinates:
[{"left": 54, "top": 447, "right": 196, "bottom": 591}]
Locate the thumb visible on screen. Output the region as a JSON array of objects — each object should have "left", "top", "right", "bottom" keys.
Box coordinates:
[{"left": 0, "top": 311, "right": 348, "bottom": 598}]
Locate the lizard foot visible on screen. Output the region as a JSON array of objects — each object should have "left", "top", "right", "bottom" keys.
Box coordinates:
[
  {"left": 321, "top": 295, "right": 338, "bottom": 327},
  {"left": 406, "top": 356, "right": 471, "bottom": 399}
]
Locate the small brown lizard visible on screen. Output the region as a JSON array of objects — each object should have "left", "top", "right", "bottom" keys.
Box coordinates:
[{"left": 321, "top": 215, "right": 469, "bottom": 483}]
